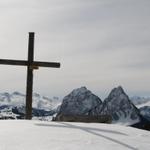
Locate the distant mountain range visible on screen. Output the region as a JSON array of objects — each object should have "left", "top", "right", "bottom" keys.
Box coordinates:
[
  {"left": 130, "top": 96, "right": 150, "bottom": 107},
  {"left": 56, "top": 87, "right": 140, "bottom": 125},
  {"left": 56, "top": 86, "right": 150, "bottom": 130},
  {"left": 0, "top": 92, "right": 61, "bottom": 119},
  {"left": 0, "top": 88, "right": 150, "bottom": 130}
]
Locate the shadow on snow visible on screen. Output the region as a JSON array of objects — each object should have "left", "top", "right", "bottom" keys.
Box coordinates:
[{"left": 35, "top": 122, "right": 138, "bottom": 150}]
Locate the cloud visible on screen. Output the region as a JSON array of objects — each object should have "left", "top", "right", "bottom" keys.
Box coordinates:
[{"left": 0, "top": 0, "right": 150, "bottom": 98}]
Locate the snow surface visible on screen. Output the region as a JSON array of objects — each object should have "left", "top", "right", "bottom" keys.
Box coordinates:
[{"left": 0, "top": 120, "right": 149, "bottom": 150}]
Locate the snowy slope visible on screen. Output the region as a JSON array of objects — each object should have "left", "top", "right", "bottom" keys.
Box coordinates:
[
  {"left": 137, "top": 101, "right": 150, "bottom": 109},
  {"left": 0, "top": 120, "right": 149, "bottom": 150},
  {"left": 130, "top": 96, "right": 150, "bottom": 108}
]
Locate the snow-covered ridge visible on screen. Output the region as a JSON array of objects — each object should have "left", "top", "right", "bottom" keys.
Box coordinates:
[
  {"left": 130, "top": 96, "right": 150, "bottom": 108},
  {"left": 0, "top": 91, "right": 61, "bottom": 111}
]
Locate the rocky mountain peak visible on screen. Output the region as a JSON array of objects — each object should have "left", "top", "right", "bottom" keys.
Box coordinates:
[
  {"left": 108, "top": 86, "right": 126, "bottom": 99},
  {"left": 71, "top": 86, "right": 88, "bottom": 96},
  {"left": 101, "top": 86, "right": 140, "bottom": 125},
  {"left": 57, "top": 87, "right": 102, "bottom": 116}
]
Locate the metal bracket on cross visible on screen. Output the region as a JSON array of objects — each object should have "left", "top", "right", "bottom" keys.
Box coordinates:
[{"left": 29, "top": 65, "right": 39, "bottom": 70}]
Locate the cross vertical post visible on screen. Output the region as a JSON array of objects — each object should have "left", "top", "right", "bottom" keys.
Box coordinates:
[
  {"left": 0, "top": 32, "right": 61, "bottom": 120},
  {"left": 26, "top": 32, "right": 34, "bottom": 119}
]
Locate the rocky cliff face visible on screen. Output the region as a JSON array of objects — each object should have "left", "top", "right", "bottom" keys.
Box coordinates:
[
  {"left": 57, "top": 87, "right": 102, "bottom": 116},
  {"left": 100, "top": 86, "right": 140, "bottom": 124}
]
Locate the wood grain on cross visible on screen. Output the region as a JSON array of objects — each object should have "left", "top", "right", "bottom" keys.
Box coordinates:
[{"left": 0, "top": 32, "right": 61, "bottom": 119}]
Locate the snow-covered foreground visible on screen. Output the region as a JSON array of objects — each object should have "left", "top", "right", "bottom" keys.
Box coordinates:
[{"left": 0, "top": 121, "right": 149, "bottom": 150}]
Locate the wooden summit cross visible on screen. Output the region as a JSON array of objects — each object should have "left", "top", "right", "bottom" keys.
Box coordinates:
[{"left": 0, "top": 32, "right": 60, "bottom": 120}]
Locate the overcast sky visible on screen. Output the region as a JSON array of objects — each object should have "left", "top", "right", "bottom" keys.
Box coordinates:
[{"left": 0, "top": 0, "right": 150, "bottom": 99}]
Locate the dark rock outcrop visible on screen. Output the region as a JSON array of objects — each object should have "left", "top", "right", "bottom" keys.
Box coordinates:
[{"left": 56, "top": 87, "right": 103, "bottom": 121}]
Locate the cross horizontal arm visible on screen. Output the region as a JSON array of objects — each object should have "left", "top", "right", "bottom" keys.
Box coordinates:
[
  {"left": 0, "top": 59, "right": 60, "bottom": 68},
  {"left": 0, "top": 59, "right": 27, "bottom": 66},
  {"left": 33, "top": 61, "right": 60, "bottom": 68}
]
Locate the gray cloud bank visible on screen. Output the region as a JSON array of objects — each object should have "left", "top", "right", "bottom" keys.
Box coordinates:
[{"left": 0, "top": 0, "right": 150, "bottom": 99}]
